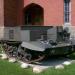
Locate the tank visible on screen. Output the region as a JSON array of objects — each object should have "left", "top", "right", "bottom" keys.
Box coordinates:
[{"left": 1, "top": 26, "right": 75, "bottom": 63}]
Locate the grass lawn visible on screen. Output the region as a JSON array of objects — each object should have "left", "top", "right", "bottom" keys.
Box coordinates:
[
  {"left": 0, "top": 60, "right": 33, "bottom": 75},
  {"left": 0, "top": 45, "right": 75, "bottom": 75},
  {"left": 0, "top": 57, "right": 75, "bottom": 75}
]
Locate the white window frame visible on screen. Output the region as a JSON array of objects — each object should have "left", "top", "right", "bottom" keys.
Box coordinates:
[{"left": 64, "top": 0, "right": 71, "bottom": 25}]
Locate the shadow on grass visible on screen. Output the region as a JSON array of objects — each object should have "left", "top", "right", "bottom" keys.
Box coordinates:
[{"left": 68, "top": 52, "right": 75, "bottom": 59}]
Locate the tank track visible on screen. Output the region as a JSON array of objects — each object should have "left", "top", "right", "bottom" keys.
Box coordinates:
[
  {"left": 0, "top": 41, "right": 75, "bottom": 63},
  {"left": 1, "top": 41, "right": 45, "bottom": 63}
]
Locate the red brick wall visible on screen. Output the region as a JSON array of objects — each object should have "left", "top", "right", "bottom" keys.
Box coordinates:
[
  {"left": 4, "top": 0, "right": 18, "bottom": 26},
  {"left": 3, "top": 0, "right": 75, "bottom": 26},
  {"left": 0, "top": 0, "right": 4, "bottom": 26},
  {"left": 3, "top": 0, "right": 64, "bottom": 26},
  {"left": 17, "top": 0, "right": 24, "bottom": 25},
  {"left": 5, "top": 0, "right": 75, "bottom": 26},
  {"left": 24, "top": 0, "right": 64, "bottom": 26},
  {"left": 72, "top": 0, "right": 75, "bottom": 26},
  {"left": 44, "top": 0, "right": 64, "bottom": 26}
]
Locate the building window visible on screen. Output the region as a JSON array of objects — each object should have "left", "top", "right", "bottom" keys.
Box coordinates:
[
  {"left": 9, "top": 30, "right": 14, "bottom": 39},
  {"left": 64, "top": 0, "right": 71, "bottom": 23}
]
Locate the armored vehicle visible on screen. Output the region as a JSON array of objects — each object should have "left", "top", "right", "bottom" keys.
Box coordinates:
[{"left": 1, "top": 26, "right": 75, "bottom": 63}]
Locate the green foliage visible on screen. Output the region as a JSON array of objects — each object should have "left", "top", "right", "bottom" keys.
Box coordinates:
[
  {"left": 0, "top": 59, "right": 75, "bottom": 75},
  {"left": 0, "top": 44, "right": 75, "bottom": 75},
  {"left": 0, "top": 60, "right": 33, "bottom": 75}
]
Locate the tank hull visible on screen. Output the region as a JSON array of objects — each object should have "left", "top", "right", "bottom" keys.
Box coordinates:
[{"left": 1, "top": 26, "right": 75, "bottom": 63}]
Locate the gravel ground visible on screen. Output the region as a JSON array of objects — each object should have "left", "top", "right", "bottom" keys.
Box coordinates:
[{"left": 29, "top": 57, "right": 75, "bottom": 69}]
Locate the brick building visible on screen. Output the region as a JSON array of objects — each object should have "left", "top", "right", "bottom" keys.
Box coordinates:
[{"left": 0, "top": 0, "right": 75, "bottom": 41}]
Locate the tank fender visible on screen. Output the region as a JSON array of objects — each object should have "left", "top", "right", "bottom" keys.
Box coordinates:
[{"left": 21, "top": 42, "right": 46, "bottom": 52}]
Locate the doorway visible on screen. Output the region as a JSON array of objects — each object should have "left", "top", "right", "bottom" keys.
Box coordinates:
[{"left": 24, "top": 3, "right": 44, "bottom": 25}]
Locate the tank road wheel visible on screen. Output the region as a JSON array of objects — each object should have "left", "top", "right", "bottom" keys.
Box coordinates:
[
  {"left": 22, "top": 53, "right": 32, "bottom": 62},
  {"left": 23, "top": 51, "right": 45, "bottom": 63},
  {"left": 17, "top": 45, "right": 45, "bottom": 63},
  {"left": 17, "top": 45, "right": 24, "bottom": 60}
]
